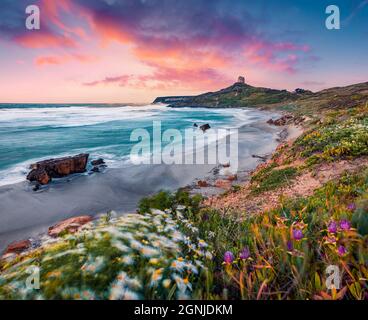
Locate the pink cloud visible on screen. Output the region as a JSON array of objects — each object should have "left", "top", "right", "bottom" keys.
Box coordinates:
[
  {"left": 35, "top": 54, "right": 98, "bottom": 66},
  {"left": 15, "top": 30, "right": 77, "bottom": 49},
  {"left": 83, "top": 67, "right": 231, "bottom": 91}
]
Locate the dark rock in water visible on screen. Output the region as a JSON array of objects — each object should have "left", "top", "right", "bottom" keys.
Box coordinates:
[
  {"left": 200, "top": 124, "right": 211, "bottom": 132},
  {"left": 5, "top": 239, "right": 31, "bottom": 255},
  {"left": 193, "top": 123, "right": 198, "bottom": 127},
  {"left": 33, "top": 183, "right": 41, "bottom": 191},
  {"left": 91, "top": 158, "right": 105, "bottom": 166},
  {"left": 27, "top": 168, "right": 51, "bottom": 185},
  {"left": 27, "top": 153, "right": 89, "bottom": 185},
  {"left": 91, "top": 166, "right": 100, "bottom": 173}
]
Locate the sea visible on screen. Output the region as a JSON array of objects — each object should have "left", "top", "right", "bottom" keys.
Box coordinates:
[{"left": 0, "top": 103, "right": 275, "bottom": 187}]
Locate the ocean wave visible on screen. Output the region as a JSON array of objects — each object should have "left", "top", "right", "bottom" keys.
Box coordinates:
[{"left": 0, "top": 104, "right": 168, "bottom": 128}]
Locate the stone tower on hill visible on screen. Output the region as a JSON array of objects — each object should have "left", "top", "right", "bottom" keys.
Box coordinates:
[{"left": 237, "top": 76, "right": 245, "bottom": 84}]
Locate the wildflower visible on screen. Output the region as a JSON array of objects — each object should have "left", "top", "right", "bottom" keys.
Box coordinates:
[
  {"left": 150, "top": 268, "right": 164, "bottom": 287},
  {"left": 292, "top": 229, "right": 304, "bottom": 241},
  {"left": 340, "top": 219, "right": 351, "bottom": 231},
  {"left": 337, "top": 245, "right": 347, "bottom": 256},
  {"left": 208, "top": 231, "right": 216, "bottom": 239},
  {"left": 324, "top": 235, "right": 337, "bottom": 244},
  {"left": 205, "top": 251, "right": 213, "bottom": 260},
  {"left": 140, "top": 246, "right": 160, "bottom": 257},
  {"left": 327, "top": 221, "right": 338, "bottom": 234},
  {"left": 121, "top": 255, "right": 134, "bottom": 266},
  {"left": 287, "top": 240, "right": 293, "bottom": 251},
  {"left": 198, "top": 239, "right": 208, "bottom": 249},
  {"left": 149, "top": 258, "right": 159, "bottom": 265},
  {"left": 223, "top": 251, "right": 234, "bottom": 264},
  {"left": 347, "top": 203, "right": 356, "bottom": 212},
  {"left": 239, "top": 247, "right": 250, "bottom": 260},
  {"left": 162, "top": 279, "right": 171, "bottom": 289}
]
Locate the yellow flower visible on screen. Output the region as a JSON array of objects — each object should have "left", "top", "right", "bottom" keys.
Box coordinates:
[
  {"left": 152, "top": 268, "right": 163, "bottom": 281},
  {"left": 162, "top": 279, "right": 171, "bottom": 288},
  {"left": 149, "top": 258, "right": 159, "bottom": 265}
]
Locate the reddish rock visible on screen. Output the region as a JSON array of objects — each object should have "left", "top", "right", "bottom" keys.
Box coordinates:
[
  {"left": 5, "top": 239, "right": 31, "bottom": 255},
  {"left": 27, "top": 154, "right": 89, "bottom": 185},
  {"left": 215, "top": 179, "right": 232, "bottom": 189},
  {"left": 198, "top": 180, "right": 209, "bottom": 188},
  {"left": 267, "top": 115, "right": 294, "bottom": 126},
  {"left": 48, "top": 216, "right": 92, "bottom": 237},
  {"left": 227, "top": 174, "right": 238, "bottom": 182}
]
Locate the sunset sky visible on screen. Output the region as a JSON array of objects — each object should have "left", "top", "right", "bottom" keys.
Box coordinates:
[{"left": 0, "top": 0, "right": 367, "bottom": 103}]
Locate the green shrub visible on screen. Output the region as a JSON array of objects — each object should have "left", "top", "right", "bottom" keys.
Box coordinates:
[
  {"left": 251, "top": 167, "right": 298, "bottom": 194},
  {"left": 138, "top": 190, "right": 202, "bottom": 214}
]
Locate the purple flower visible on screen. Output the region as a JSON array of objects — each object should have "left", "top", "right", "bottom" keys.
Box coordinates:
[
  {"left": 347, "top": 203, "right": 356, "bottom": 212},
  {"left": 337, "top": 245, "right": 347, "bottom": 256},
  {"left": 240, "top": 247, "right": 250, "bottom": 260},
  {"left": 223, "top": 251, "right": 234, "bottom": 264},
  {"left": 287, "top": 241, "right": 293, "bottom": 251},
  {"left": 328, "top": 221, "right": 338, "bottom": 234},
  {"left": 340, "top": 219, "right": 351, "bottom": 231},
  {"left": 324, "top": 235, "right": 337, "bottom": 244},
  {"left": 293, "top": 229, "right": 304, "bottom": 241}
]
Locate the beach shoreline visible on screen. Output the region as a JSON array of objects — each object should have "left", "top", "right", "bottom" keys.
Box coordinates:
[{"left": 0, "top": 117, "right": 285, "bottom": 254}]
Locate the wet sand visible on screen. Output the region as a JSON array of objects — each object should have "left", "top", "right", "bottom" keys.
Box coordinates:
[{"left": 0, "top": 120, "right": 281, "bottom": 252}]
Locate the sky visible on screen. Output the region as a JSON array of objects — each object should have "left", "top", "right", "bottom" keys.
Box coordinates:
[{"left": 0, "top": 0, "right": 367, "bottom": 103}]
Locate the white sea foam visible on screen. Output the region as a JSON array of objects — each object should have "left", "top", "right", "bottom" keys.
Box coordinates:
[
  {"left": 0, "top": 105, "right": 270, "bottom": 186},
  {"left": 0, "top": 104, "right": 167, "bottom": 128}
]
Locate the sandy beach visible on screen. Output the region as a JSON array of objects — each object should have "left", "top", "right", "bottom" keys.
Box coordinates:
[{"left": 0, "top": 120, "right": 281, "bottom": 252}]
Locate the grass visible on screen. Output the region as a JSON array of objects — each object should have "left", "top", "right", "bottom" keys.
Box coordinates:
[
  {"left": 251, "top": 166, "right": 298, "bottom": 194},
  {"left": 293, "top": 109, "right": 368, "bottom": 166}
]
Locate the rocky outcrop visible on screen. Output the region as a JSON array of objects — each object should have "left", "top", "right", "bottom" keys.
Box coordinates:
[
  {"left": 267, "top": 114, "right": 307, "bottom": 126},
  {"left": 48, "top": 216, "right": 92, "bottom": 237},
  {"left": 215, "top": 179, "right": 232, "bottom": 189},
  {"left": 198, "top": 180, "right": 209, "bottom": 188},
  {"left": 200, "top": 124, "right": 211, "bottom": 132},
  {"left": 27, "top": 154, "right": 89, "bottom": 185},
  {"left": 5, "top": 239, "right": 31, "bottom": 255},
  {"left": 91, "top": 158, "right": 105, "bottom": 166}
]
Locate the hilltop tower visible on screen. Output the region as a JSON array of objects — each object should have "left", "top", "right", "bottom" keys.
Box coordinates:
[{"left": 237, "top": 76, "right": 245, "bottom": 84}]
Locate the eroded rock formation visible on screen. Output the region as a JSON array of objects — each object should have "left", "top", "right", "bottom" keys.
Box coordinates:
[{"left": 27, "top": 154, "right": 89, "bottom": 185}]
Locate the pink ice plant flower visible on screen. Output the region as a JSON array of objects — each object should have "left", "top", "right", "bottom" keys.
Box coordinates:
[
  {"left": 347, "top": 203, "right": 356, "bottom": 212},
  {"left": 327, "top": 221, "right": 338, "bottom": 234},
  {"left": 239, "top": 247, "right": 250, "bottom": 260},
  {"left": 337, "top": 245, "right": 347, "bottom": 256},
  {"left": 223, "top": 251, "right": 235, "bottom": 264},
  {"left": 293, "top": 229, "right": 304, "bottom": 241},
  {"left": 339, "top": 219, "right": 351, "bottom": 231}
]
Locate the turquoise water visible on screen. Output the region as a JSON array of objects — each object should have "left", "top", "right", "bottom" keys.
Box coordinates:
[{"left": 0, "top": 103, "right": 269, "bottom": 186}]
